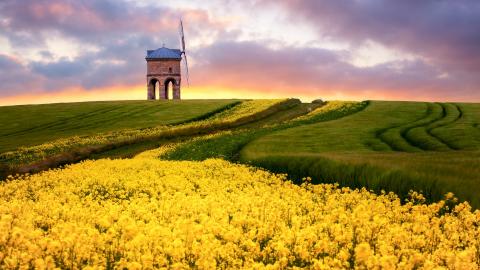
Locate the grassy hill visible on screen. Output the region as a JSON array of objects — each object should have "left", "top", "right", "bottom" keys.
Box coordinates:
[
  {"left": 240, "top": 101, "right": 480, "bottom": 206},
  {"left": 0, "top": 99, "right": 299, "bottom": 176},
  {"left": 0, "top": 100, "right": 238, "bottom": 152},
  {"left": 1, "top": 99, "right": 480, "bottom": 207}
]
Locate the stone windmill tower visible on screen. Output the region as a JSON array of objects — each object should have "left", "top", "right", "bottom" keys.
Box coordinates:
[{"left": 146, "top": 20, "right": 190, "bottom": 100}]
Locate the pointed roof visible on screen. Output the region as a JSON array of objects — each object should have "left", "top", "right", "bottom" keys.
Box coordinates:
[{"left": 146, "top": 47, "right": 182, "bottom": 60}]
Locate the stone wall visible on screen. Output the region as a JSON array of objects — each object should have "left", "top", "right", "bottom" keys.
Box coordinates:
[{"left": 146, "top": 59, "right": 182, "bottom": 100}]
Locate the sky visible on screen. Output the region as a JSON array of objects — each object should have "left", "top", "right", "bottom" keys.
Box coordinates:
[{"left": 0, "top": 0, "right": 479, "bottom": 105}]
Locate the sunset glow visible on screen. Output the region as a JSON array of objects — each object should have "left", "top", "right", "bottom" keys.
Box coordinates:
[{"left": 1, "top": 0, "right": 479, "bottom": 105}]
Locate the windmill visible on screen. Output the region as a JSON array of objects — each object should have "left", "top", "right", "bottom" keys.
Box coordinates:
[
  {"left": 179, "top": 19, "right": 190, "bottom": 86},
  {"left": 145, "top": 20, "right": 190, "bottom": 100}
]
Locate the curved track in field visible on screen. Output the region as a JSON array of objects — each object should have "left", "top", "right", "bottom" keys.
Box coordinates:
[
  {"left": 376, "top": 102, "right": 463, "bottom": 152},
  {"left": 426, "top": 103, "right": 463, "bottom": 150}
]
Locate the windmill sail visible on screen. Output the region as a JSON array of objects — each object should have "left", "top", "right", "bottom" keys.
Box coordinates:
[
  {"left": 183, "top": 52, "right": 190, "bottom": 86},
  {"left": 179, "top": 19, "right": 190, "bottom": 86}
]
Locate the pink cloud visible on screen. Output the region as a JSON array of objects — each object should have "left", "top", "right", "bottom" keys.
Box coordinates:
[{"left": 190, "top": 41, "right": 479, "bottom": 102}]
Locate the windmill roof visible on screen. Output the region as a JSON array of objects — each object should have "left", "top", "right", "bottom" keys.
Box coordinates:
[{"left": 146, "top": 47, "right": 182, "bottom": 60}]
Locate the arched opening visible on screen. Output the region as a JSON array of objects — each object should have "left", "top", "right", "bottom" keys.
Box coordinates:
[
  {"left": 148, "top": 78, "right": 159, "bottom": 100},
  {"left": 164, "top": 78, "right": 176, "bottom": 100}
]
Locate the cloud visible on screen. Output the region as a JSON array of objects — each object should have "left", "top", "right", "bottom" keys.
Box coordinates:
[
  {"left": 0, "top": 0, "right": 228, "bottom": 48},
  {"left": 31, "top": 59, "right": 88, "bottom": 78},
  {"left": 0, "top": 0, "right": 478, "bottom": 102},
  {"left": 0, "top": 55, "right": 45, "bottom": 97},
  {"left": 1, "top": 0, "right": 175, "bottom": 38},
  {"left": 267, "top": 0, "right": 480, "bottom": 72},
  {"left": 191, "top": 41, "right": 479, "bottom": 101},
  {"left": 26, "top": 35, "right": 151, "bottom": 91}
]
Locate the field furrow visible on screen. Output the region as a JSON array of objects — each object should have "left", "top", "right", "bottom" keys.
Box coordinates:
[
  {"left": 403, "top": 103, "right": 456, "bottom": 151},
  {"left": 376, "top": 102, "right": 443, "bottom": 152},
  {"left": 430, "top": 103, "right": 480, "bottom": 150},
  {"left": 427, "top": 103, "right": 462, "bottom": 130},
  {"left": 424, "top": 103, "right": 463, "bottom": 150}
]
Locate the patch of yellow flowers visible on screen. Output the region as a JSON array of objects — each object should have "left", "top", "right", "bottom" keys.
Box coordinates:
[
  {"left": 204, "top": 99, "right": 284, "bottom": 124},
  {"left": 0, "top": 100, "right": 285, "bottom": 166},
  {"left": 294, "top": 101, "right": 364, "bottom": 122},
  {"left": 134, "top": 132, "right": 231, "bottom": 160},
  {"left": 1, "top": 158, "right": 479, "bottom": 269}
]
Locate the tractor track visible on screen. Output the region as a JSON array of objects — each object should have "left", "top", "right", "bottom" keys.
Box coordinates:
[
  {"left": 375, "top": 103, "right": 437, "bottom": 152},
  {"left": 400, "top": 103, "right": 446, "bottom": 151},
  {"left": 375, "top": 102, "right": 463, "bottom": 152},
  {"left": 426, "top": 103, "right": 463, "bottom": 150}
]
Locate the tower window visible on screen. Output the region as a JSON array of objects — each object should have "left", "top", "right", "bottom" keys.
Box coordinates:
[{"left": 169, "top": 67, "right": 172, "bottom": 73}]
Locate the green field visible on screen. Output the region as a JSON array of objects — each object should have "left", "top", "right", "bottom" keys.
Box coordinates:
[
  {"left": 1, "top": 99, "right": 480, "bottom": 208},
  {"left": 0, "top": 100, "right": 238, "bottom": 152},
  {"left": 240, "top": 101, "right": 480, "bottom": 206}
]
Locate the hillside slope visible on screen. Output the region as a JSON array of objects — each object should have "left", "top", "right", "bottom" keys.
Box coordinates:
[
  {"left": 0, "top": 100, "right": 238, "bottom": 152},
  {"left": 2, "top": 99, "right": 480, "bottom": 208},
  {"left": 241, "top": 101, "right": 480, "bottom": 206},
  {"left": 0, "top": 99, "right": 301, "bottom": 178}
]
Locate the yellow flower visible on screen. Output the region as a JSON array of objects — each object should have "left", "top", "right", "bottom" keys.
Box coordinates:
[
  {"left": 0, "top": 157, "right": 478, "bottom": 269},
  {"left": 355, "top": 242, "right": 372, "bottom": 266}
]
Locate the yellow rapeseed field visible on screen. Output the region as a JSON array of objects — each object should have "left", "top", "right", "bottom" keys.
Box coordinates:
[{"left": 1, "top": 157, "right": 479, "bottom": 269}]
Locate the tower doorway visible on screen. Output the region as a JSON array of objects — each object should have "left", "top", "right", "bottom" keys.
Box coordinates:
[
  {"left": 164, "top": 78, "right": 176, "bottom": 100},
  {"left": 148, "top": 78, "right": 159, "bottom": 100}
]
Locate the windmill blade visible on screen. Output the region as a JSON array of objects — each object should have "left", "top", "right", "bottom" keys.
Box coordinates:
[
  {"left": 179, "top": 19, "right": 186, "bottom": 53},
  {"left": 179, "top": 19, "right": 189, "bottom": 86},
  {"left": 183, "top": 53, "right": 190, "bottom": 86}
]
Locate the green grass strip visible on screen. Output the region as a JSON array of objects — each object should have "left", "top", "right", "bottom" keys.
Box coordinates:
[
  {"left": 246, "top": 154, "right": 442, "bottom": 204},
  {"left": 163, "top": 101, "right": 369, "bottom": 161}
]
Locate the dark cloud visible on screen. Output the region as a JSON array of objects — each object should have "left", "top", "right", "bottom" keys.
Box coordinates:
[
  {"left": 27, "top": 35, "right": 154, "bottom": 91},
  {"left": 268, "top": 0, "right": 480, "bottom": 72},
  {"left": 0, "top": 55, "right": 45, "bottom": 97},
  {"left": 0, "top": 0, "right": 176, "bottom": 39},
  {"left": 0, "top": 0, "right": 224, "bottom": 48},
  {"left": 31, "top": 59, "right": 88, "bottom": 78}
]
